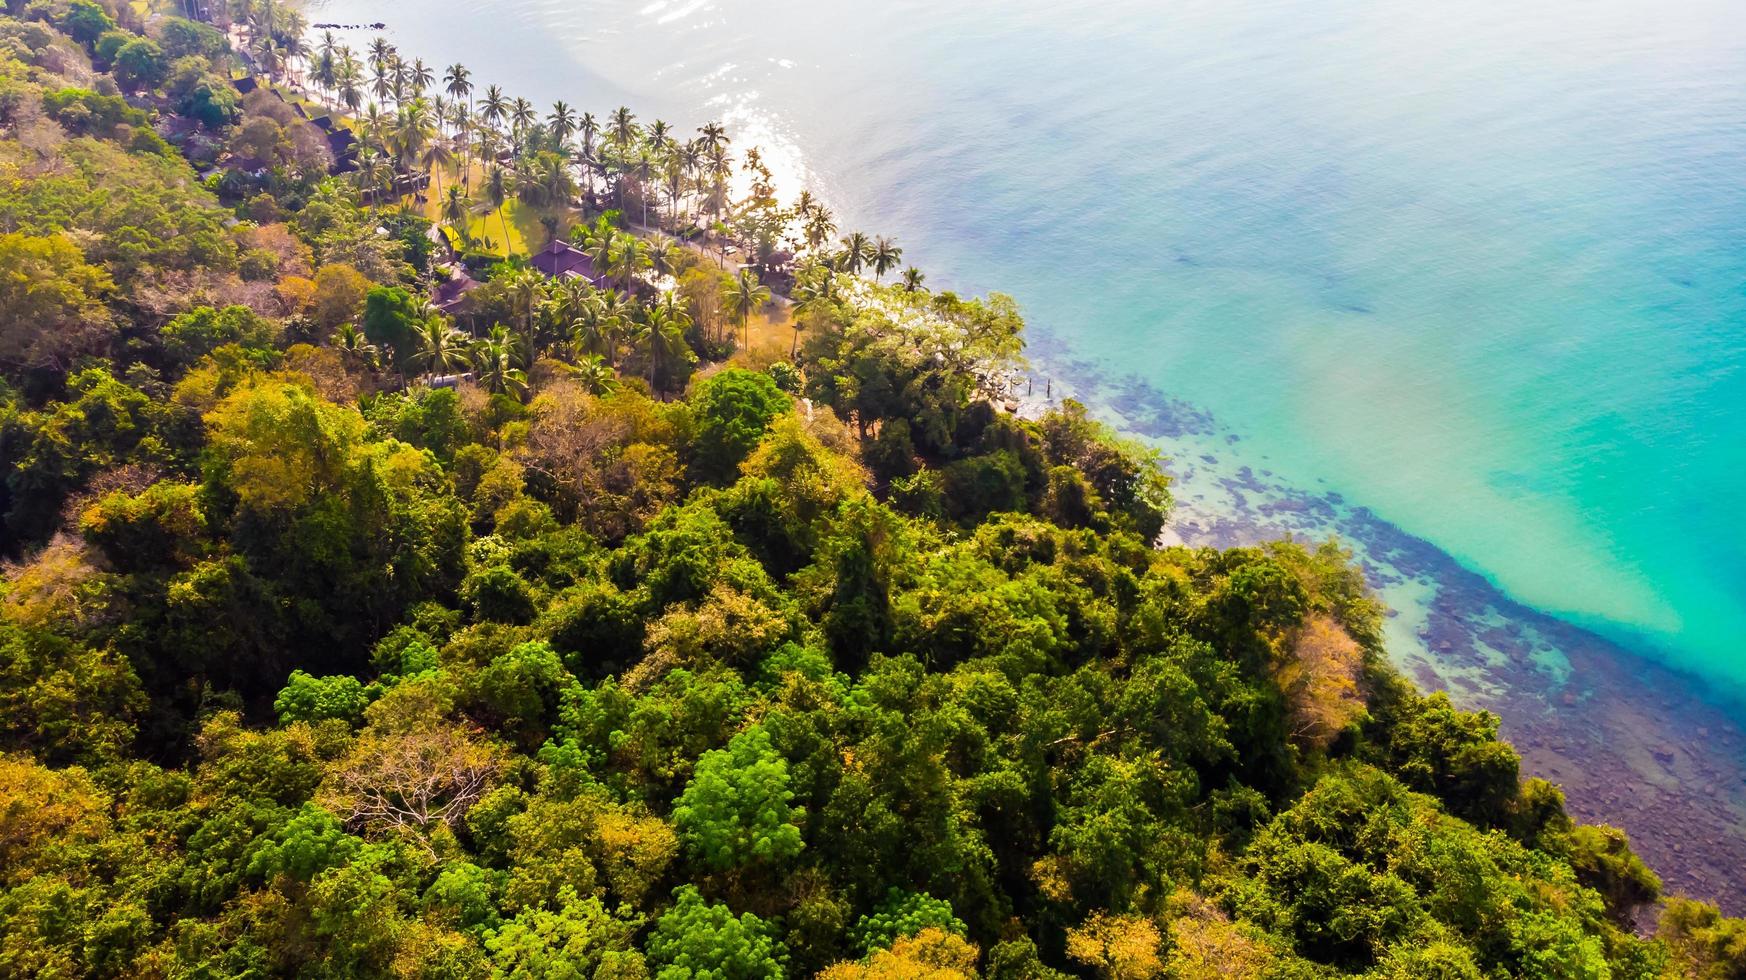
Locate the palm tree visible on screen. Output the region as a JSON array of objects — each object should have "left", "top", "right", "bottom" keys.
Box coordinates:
[
  {"left": 569, "top": 298, "right": 612, "bottom": 363},
  {"left": 698, "top": 120, "right": 728, "bottom": 155},
  {"left": 510, "top": 97, "right": 536, "bottom": 152},
  {"left": 408, "top": 58, "right": 434, "bottom": 96},
  {"left": 648, "top": 235, "right": 682, "bottom": 280},
  {"left": 472, "top": 325, "right": 528, "bottom": 397},
  {"left": 870, "top": 236, "right": 903, "bottom": 281},
  {"left": 442, "top": 64, "right": 473, "bottom": 178},
  {"left": 596, "top": 290, "right": 632, "bottom": 366},
  {"left": 574, "top": 354, "right": 618, "bottom": 395},
  {"left": 506, "top": 268, "right": 546, "bottom": 353},
  {"left": 900, "top": 266, "right": 927, "bottom": 293},
  {"left": 420, "top": 138, "right": 455, "bottom": 206},
  {"left": 412, "top": 318, "right": 469, "bottom": 378},
  {"left": 441, "top": 186, "right": 471, "bottom": 236},
  {"left": 336, "top": 52, "right": 363, "bottom": 113},
  {"left": 582, "top": 222, "right": 617, "bottom": 282},
  {"left": 354, "top": 147, "right": 391, "bottom": 198},
  {"left": 610, "top": 106, "right": 639, "bottom": 151},
  {"left": 804, "top": 207, "right": 836, "bottom": 253},
  {"left": 721, "top": 268, "right": 772, "bottom": 350},
  {"left": 332, "top": 324, "right": 379, "bottom": 371},
  {"left": 550, "top": 275, "right": 594, "bottom": 327},
  {"left": 367, "top": 36, "right": 393, "bottom": 72},
  {"left": 633, "top": 146, "right": 655, "bottom": 227},
  {"left": 528, "top": 152, "right": 577, "bottom": 215},
  {"left": 612, "top": 235, "right": 650, "bottom": 295},
  {"left": 642, "top": 296, "right": 692, "bottom": 393},
  {"left": 548, "top": 101, "right": 577, "bottom": 150},
  {"left": 480, "top": 164, "right": 512, "bottom": 255},
  {"left": 370, "top": 59, "right": 394, "bottom": 104},
  {"left": 392, "top": 99, "right": 436, "bottom": 178},
  {"left": 840, "top": 232, "right": 873, "bottom": 274},
  {"left": 479, "top": 85, "right": 508, "bottom": 139}
]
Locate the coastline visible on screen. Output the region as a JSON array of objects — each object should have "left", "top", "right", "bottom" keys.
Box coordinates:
[{"left": 1020, "top": 328, "right": 1746, "bottom": 914}]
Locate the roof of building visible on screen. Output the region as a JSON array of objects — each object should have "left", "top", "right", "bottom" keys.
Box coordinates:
[
  {"left": 530, "top": 240, "right": 600, "bottom": 282},
  {"left": 433, "top": 273, "right": 482, "bottom": 312}
]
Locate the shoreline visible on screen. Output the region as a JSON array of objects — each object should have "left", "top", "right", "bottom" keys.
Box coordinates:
[{"left": 1020, "top": 328, "right": 1746, "bottom": 915}]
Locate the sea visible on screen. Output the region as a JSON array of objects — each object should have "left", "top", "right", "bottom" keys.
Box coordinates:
[{"left": 315, "top": 0, "right": 1746, "bottom": 907}]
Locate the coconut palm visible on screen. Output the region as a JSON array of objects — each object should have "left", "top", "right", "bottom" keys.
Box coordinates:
[
  {"left": 632, "top": 146, "right": 656, "bottom": 227},
  {"left": 408, "top": 58, "right": 434, "bottom": 96},
  {"left": 332, "top": 323, "right": 379, "bottom": 371},
  {"left": 311, "top": 38, "right": 338, "bottom": 104},
  {"left": 506, "top": 268, "right": 546, "bottom": 352},
  {"left": 443, "top": 63, "right": 471, "bottom": 103},
  {"left": 612, "top": 235, "right": 650, "bottom": 295},
  {"left": 803, "top": 207, "right": 836, "bottom": 253},
  {"left": 648, "top": 235, "right": 683, "bottom": 280},
  {"left": 336, "top": 54, "right": 363, "bottom": 113},
  {"left": 574, "top": 354, "right": 618, "bottom": 395},
  {"left": 479, "top": 85, "right": 508, "bottom": 140},
  {"left": 354, "top": 147, "right": 391, "bottom": 198},
  {"left": 472, "top": 325, "right": 528, "bottom": 397},
  {"left": 420, "top": 138, "right": 455, "bottom": 205},
  {"left": 528, "top": 151, "right": 577, "bottom": 214},
  {"left": 569, "top": 298, "right": 613, "bottom": 364},
  {"left": 582, "top": 222, "right": 617, "bottom": 282},
  {"left": 441, "top": 186, "right": 471, "bottom": 234},
  {"left": 370, "top": 59, "right": 394, "bottom": 104},
  {"left": 480, "top": 164, "right": 512, "bottom": 255},
  {"left": 510, "top": 98, "right": 536, "bottom": 151},
  {"left": 641, "top": 296, "right": 692, "bottom": 392},
  {"left": 367, "top": 36, "right": 393, "bottom": 70},
  {"left": 870, "top": 236, "right": 903, "bottom": 282},
  {"left": 412, "top": 318, "right": 469, "bottom": 377},
  {"left": 839, "top": 232, "right": 873, "bottom": 274},
  {"left": 392, "top": 100, "right": 436, "bottom": 176},
  {"left": 721, "top": 267, "right": 772, "bottom": 350},
  {"left": 698, "top": 120, "right": 728, "bottom": 155},
  {"left": 900, "top": 266, "right": 927, "bottom": 293},
  {"left": 548, "top": 101, "right": 577, "bottom": 150}
]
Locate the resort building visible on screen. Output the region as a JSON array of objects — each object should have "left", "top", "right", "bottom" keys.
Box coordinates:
[{"left": 530, "top": 240, "right": 603, "bottom": 284}]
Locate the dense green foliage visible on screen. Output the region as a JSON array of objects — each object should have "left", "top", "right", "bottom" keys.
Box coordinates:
[{"left": 0, "top": 3, "right": 1741, "bottom": 978}]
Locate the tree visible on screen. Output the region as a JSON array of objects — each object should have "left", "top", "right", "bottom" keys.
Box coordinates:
[
  {"left": 869, "top": 236, "right": 903, "bottom": 281},
  {"left": 0, "top": 233, "right": 114, "bottom": 373},
  {"left": 690, "top": 368, "right": 789, "bottom": 483},
  {"left": 160, "top": 305, "right": 277, "bottom": 367},
  {"left": 820, "top": 929, "right": 978, "bottom": 980},
  {"left": 486, "top": 889, "right": 641, "bottom": 978},
  {"left": 113, "top": 39, "right": 168, "bottom": 92},
  {"left": 1066, "top": 913, "right": 1164, "bottom": 980},
  {"left": 274, "top": 670, "right": 368, "bottom": 725},
  {"left": 839, "top": 231, "right": 873, "bottom": 274},
  {"left": 852, "top": 890, "right": 965, "bottom": 954},
  {"left": 413, "top": 318, "right": 470, "bottom": 378},
  {"left": 720, "top": 268, "right": 771, "bottom": 351},
  {"left": 646, "top": 885, "right": 786, "bottom": 980},
  {"left": 481, "top": 164, "right": 513, "bottom": 255},
  {"left": 323, "top": 718, "right": 509, "bottom": 837},
  {"left": 362, "top": 286, "right": 430, "bottom": 375},
  {"left": 671, "top": 725, "right": 803, "bottom": 870},
  {"left": 1278, "top": 614, "right": 1367, "bottom": 749}
]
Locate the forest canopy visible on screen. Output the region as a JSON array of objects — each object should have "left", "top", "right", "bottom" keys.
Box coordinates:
[{"left": 0, "top": 1, "right": 1738, "bottom": 978}]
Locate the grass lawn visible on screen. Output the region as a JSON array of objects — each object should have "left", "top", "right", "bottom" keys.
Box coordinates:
[{"left": 411, "top": 161, "right": 566, "bottom": 260}]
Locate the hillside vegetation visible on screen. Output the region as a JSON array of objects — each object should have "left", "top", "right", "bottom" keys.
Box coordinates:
[{"left": 2, "top": 2, "right": 1745, "bottom": 978}]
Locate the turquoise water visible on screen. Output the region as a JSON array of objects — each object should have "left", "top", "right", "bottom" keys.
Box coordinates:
[{"left": 322, "top": 0, "right": 1746, "bottom": 700}]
